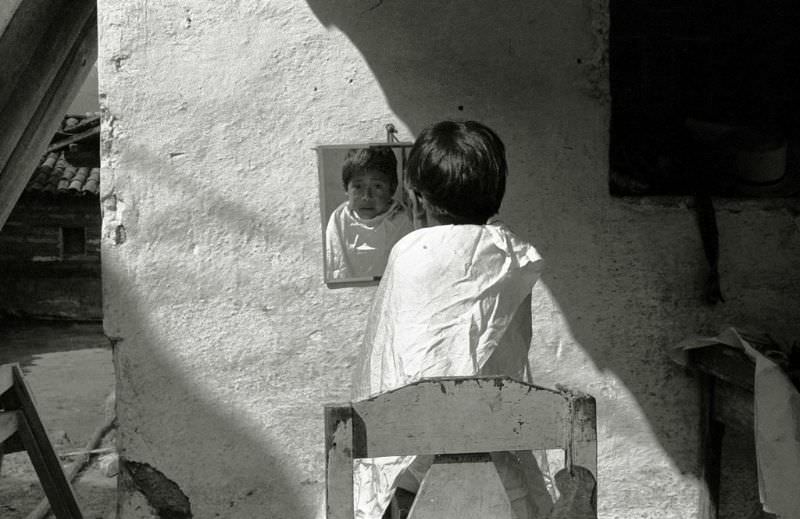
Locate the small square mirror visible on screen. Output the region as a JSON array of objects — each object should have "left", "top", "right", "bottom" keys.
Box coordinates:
[{"left": 316, "top": 143, "right": 415, "bottom": 287}]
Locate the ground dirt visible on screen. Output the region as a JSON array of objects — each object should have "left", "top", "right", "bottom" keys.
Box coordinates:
[{"left": 0, "top": 321, "right": 116, "bottom": 519}]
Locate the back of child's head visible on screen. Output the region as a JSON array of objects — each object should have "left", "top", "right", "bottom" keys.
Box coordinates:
[
  {"left": 406, "top": 120, "right": 507, "bottom": 225},
  {"left": 342, "top": 146, "right": 398, "bottom": 192}
]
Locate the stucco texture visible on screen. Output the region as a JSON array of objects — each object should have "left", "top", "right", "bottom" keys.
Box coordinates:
[{"left": 97, "top": 1, "right": 800, "bottom": 517}]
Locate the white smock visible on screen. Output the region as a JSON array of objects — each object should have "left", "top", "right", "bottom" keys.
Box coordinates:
[
  {"left": 351, "top": 219, "right": 547, "bottom": 518},
  {"left": 325, "top": 200, "right": 413, "bottom": 280}
]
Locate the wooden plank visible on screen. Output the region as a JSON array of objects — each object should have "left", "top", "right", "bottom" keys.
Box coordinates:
[
  {"left": 60, "top": 114, "right": 101, "bottom": 134},
  {"left": 408, "top": 456, "right": 514, "bottom": 519},
  {"left": 699, "top": 374, "right": 723, "bottom": 519},
  {"left": 46, "top": 125, "right": 100, "bottom": 153},
  {"left": 1, "top": 364, "right": 83, "bottom": 518},
  {"left": 325, "top": 405, "right": 355, "bottom": 519},
  {"left": 0, "top": 0, "right": 94, "bottom": 168},
  {"left": 352, "top": 377, "right": 569, "bottom": 458},
  {"left": 558, "top": 393, "right": 598, "bottom": 519},
  {"left": 568, "top": 394, "right": 598, "bottom": 476},
  {"left": 0, "top": 0, "right": 50, "bottom": 109},
  {"left": 15, "top": 410, "right": 83, "bottom": 519},
  {"left": 0, "top": 3, "right": 97, "bottom": 229}
]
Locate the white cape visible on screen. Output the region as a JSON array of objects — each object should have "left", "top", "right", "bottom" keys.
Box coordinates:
[
  {"left": 351, "top": 220, "right": 545, "bottom": 518},
  {"left": 325, "top": 200, "right": 413, "bottom": 280}
]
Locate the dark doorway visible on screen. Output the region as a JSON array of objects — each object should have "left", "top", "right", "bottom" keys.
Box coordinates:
[{"left": 609, "top": 0, "right": 800, "bottom": 197}]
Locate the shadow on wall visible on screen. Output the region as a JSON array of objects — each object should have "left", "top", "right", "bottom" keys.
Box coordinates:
[
  {"left": 305, "top": 0, "right": 707, "bottom": 480},
  {"left": 101, "top": 150, "right": 315, "bottom": 516},
  {"left": 104, "top": 265, "right": 312, "bottom": 518}
]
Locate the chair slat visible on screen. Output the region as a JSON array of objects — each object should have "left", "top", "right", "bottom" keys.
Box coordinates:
[{"left": 352, "top": 377, "right": 570, "bottom": 457}]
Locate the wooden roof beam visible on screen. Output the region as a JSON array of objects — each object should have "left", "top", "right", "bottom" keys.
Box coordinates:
[{"left": 0, "top": 1, "right": 97, "bottom": 229}]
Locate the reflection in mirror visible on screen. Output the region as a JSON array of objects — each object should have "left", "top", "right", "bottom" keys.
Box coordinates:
[{"left": 316, "top": 144, "right": 414, "bottom": 287}]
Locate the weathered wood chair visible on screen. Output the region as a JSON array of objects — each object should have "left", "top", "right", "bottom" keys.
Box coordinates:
[
  {"left": 1, "top": 363, "right": 83, "bottom": 519},
  {"left": 324, "top": 376, "right": 597, "bottom": 518}
]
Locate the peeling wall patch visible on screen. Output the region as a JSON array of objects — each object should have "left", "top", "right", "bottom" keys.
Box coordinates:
[{"left": 115, "top": 225, "right": 127, "bottom": 245}]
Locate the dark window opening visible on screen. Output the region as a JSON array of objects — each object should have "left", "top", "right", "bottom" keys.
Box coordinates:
[
  {"left": 609, "top": 0, "right": 800, "bottom": 197},
  {"left": 61, "top": 227, "right": 86, "bottom": 256}
]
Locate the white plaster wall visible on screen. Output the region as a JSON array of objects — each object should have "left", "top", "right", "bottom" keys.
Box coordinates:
[{"left": 97, "top": 1, "right": 800, "bottom": 517}]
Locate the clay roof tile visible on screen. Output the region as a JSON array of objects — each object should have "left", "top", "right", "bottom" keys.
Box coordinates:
[
  {"left": 82, "top": 168, "right": 100, "bottom": 194},
  {"left": 25, "top": 115, "right": 101, "bottom": 196}
]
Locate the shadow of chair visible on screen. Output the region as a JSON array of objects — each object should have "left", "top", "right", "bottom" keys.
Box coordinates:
[{"left": 324, "top": 376, "right": 597, "bottom": 518}]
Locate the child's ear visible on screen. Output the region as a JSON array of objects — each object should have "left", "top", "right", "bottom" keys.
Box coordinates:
[{"left": 406, "top": 189, "right": 428, "bottom": 229}]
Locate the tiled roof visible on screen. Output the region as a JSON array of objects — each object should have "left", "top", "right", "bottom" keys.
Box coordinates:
[
  {"left": 25, "top": 152, "right": 100, "bottom": 195},
  {"left": 25, "top": 114, "right": 100, "bottom": 196}
]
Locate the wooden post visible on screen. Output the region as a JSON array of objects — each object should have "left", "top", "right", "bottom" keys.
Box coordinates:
[
  {"left": 325, "top": 405, "right": 355, "bottom": 519},
  {"left": 699, "top": 374, "right": 722, "bottom": 519},
  {"left": 568, "top": 393, "right": 598, "bottom": 477}
]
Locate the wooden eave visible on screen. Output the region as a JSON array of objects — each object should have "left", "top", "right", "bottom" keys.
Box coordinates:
[{"left": 0, "top": 0, "right": 97, "bottom": 229}]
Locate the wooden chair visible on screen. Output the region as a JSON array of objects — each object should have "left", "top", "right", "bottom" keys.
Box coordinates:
[
  {"left": 324, "top": 376, "right": 597, "bottom": 518},
  {"left": 1, "top": 363, "right": 83, "bottom": 519}
]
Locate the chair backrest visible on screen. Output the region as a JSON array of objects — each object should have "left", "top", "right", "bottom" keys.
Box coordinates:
[{"left": 324, "top": 376, "right": 597, "bottom": 518}]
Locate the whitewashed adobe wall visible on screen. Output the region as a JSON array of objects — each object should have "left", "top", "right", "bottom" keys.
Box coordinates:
[{"left": 98, "top": 1, "right": 800, "bottom": 517}]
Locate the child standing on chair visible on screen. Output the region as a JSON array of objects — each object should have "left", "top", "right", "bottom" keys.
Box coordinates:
[
  {"left": 325, "top": 146, "right": 413, "bottom": 281},
  {"left": 351, "top": 121, "right": 550, "bottom": 518}
]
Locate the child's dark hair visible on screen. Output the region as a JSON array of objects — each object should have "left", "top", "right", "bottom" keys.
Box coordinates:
[
  {"left": 341, "top": 146, "right": 398, "bottom": 192},
  {"left": 406, "top": 120, "right": 507, "bottom": 225}
]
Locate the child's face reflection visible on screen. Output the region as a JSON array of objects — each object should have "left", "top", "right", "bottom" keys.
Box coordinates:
[{"left": 346, "top": 170, "right": 394, "bottom": 220}]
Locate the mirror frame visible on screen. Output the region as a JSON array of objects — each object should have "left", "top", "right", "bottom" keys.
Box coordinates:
[{"left": 315, "top": 142, "right": 414, "bottom": 288}]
